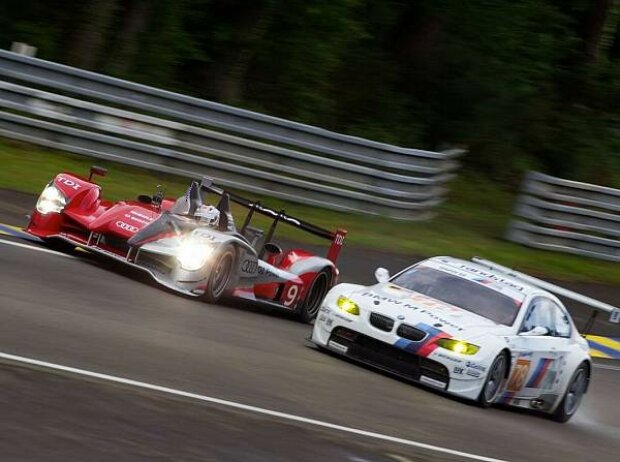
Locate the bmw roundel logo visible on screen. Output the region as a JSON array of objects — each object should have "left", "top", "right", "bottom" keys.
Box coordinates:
[{"left": 397, "top": 315, "right": 405, "bottom": 320}]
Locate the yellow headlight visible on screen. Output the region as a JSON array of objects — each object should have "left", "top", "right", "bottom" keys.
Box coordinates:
[
  {"left": 337, "top": 296, "right": 360, "bottom": 315},
  {"left": 435, "top": 338, "right": 479, "bottom": 355}
]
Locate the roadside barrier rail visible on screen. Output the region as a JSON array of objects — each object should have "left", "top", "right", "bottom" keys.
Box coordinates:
[
  {"left": 507, "top": 172, "right": 620, "bottom": 262},
  {"left": 0, "top": 49, "right": 462, "bottom": 220}
]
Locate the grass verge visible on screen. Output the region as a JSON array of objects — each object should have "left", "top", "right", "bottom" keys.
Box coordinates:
[{"left": 1, "top": 137, "right": 618, "bottom": 285}]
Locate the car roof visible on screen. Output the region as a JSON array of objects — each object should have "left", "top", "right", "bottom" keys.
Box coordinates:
[{"left": 420, "top": 256, "right": 548, "bottom": 300}]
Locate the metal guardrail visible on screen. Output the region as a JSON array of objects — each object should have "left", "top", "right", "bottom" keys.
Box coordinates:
[
  {"left": 0, "top": 50, "right": 462, "bottom": 219},
  {"left": 507, "top": 172, "right": 620, "bottom": 262}
]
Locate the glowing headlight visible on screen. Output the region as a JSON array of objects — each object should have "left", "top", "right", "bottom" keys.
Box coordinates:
[
  {"left": 36, "top": 185, "right": 66, "bottom": 214},
  {"left": 177, "top": 239, "right": 214, "bottom": 271},
  {"left": 435, "top": 338, "right": 479, "bottom": 355},
  {"left": 337, "top": 296, "right": 360, "bottom": 315}
]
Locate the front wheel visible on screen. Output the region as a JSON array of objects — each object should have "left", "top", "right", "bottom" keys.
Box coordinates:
[
  {"left": 296, "top": 269, "right": 331, "bottom": 323},
  {"left": 550, "top": 363, "right": 588, "bottom": 423},
  {"left": 477, "top": 352, "right": 509, "bottom": 407},
  {"left": 202, "top": 247, "right": 235, "bottom": 304}
]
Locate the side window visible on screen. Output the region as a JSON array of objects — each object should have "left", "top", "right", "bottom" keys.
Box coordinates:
[
  {"left": 521, "top": 298, "right": 555, "bottom": 335},
  {"left": 552, "top": 304, "right": 572, "bottom": 338}
]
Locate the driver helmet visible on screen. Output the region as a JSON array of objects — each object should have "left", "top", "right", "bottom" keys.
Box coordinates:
[{"left": 196, "top": 204, "right": 220, "bottom": 227}]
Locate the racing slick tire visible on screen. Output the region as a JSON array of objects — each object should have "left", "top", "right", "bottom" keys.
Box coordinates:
[
  {"left": 202, "top": 246, "right": 235, "bottom": 304},
  {"left": 550, "top": 363, "right": 588, "bottom": 423},
  {"left": 296, "top": 268, "right": 331, "bottom": 324},
  {"left": 477, "top": 351, "right": 509, "bottom": 407}
]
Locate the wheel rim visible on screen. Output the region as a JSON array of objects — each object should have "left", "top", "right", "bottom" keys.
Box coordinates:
[
  {"left": 211, "top": 253, "right": 233, "bottom": 298},
  {"left": 484, "top": 355, "right": 506, "bottom": 403},
  {"left": 564, "top": 369, "right": 586, "bottom": 416},
  {"left": 305, "top": 273, "right": 329, "bottom": 318}
]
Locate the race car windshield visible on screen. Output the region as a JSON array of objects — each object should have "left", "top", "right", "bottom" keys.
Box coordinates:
[{"left": 391, "top": 266, "right": 521, "bottom": 325}]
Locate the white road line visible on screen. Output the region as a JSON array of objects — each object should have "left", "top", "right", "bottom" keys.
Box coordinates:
[
  {"left": 0, "top": 238, "right": 75, "bottom": 258},
  {"left": 594, "top": 363, "right": 620, "bottom": 372},
  {"left": 0, "top": 351, "right": 510, "bottom": 462}
]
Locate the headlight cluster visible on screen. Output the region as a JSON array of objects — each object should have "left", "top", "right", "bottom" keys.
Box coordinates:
[
  {"left": 337, "top": 296, "right": 360, "bottom": 315},
  {"left": 36, "top": 184, "right": 67, "bottom": 215},
  {"left": 176, "top": 238, "right": 214, "bottom": 271},
  {"left": 435, "top": 338, "right": 479, "bottom": 355}
]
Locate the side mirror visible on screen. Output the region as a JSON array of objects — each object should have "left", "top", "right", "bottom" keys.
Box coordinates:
[
  {"left": 519, "top": 326, "right": 549, "bottom": 337},
  {"left": 88, "top": 165, "right": 108, "bottom": 182},
  {"left": 375, "top": 267, "right": 390, "bottom": 283}
]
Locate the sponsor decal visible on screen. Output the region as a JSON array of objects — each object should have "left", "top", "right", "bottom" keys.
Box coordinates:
[
  {"left": 453, "top": 366, "right": 464, "bottom": 375},
  {"left": 257, "top": 266, "right": 279, "bottom": 278},
  {"left": 56, "top": 176, "right": 81, "bottom": 190},
  {"left": 333, "top": 312, "right": 354, "bottom": 323},
  {"left": 124, "top": 210, "right": 153, "bottom": 225},
  {"left": 116, "top": 221, "right": 139, "bottom": 233},
  {"left": 466, "top": 369, "right": 481, "bottom": 378},
  {"left": 328, "top": 340, "right": 348, "bottom": 354},
  {"left": 241, "top": 259, "right": 258, "bottom": 273},
  {"left": 361, "top": 292, "right": 464, "bottom": 332},
  {"left": 434, "top": 352, "right": 463, "bottom": 363},
  {"left": 506, "top": 358, "right": 531, "bottom": 392},
  {"left": 465, "top": 361, "right": 487, "bottom": 372},
  {"left": 420, "top": 375, "right": 447, "bottom": 389}
]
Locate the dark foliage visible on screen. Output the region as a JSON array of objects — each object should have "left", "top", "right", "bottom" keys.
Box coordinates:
[{"left": 2, "top": 0, "right": 619, "bottom": 185}]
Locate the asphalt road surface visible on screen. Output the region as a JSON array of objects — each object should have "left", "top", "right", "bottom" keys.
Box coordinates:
[{"left": 1, "top": 189, "right": 619, "bottom": 461}]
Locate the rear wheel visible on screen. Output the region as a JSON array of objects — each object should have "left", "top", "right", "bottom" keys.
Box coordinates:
[
  {"left": 297, "top": 269, "right": 331, "bottom": 323},
  {"left": 202, "top": 247, "right": 235, "bottom": 304},
  {"left": 477, "top": 351, "right": 508, "bottom": 407},
  {"left": 550, "top": 363, "right": 588, "bottom": 423}
]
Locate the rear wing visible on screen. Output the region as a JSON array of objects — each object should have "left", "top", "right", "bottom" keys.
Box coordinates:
[
  {"left": 472, "top": 258, "right": 620, "bottom": 325},
  {"left": 199, "top": 177, "right": 347, "bottom": 263}
]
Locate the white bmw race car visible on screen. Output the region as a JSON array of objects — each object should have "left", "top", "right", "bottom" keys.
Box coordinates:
[{"left": 312, "top": 256, "right": 619, "bottom": 422}]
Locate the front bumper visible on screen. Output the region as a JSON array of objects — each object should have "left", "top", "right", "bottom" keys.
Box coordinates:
[{"left": 312, "top": 306, "right": 487, "bottom": 400}]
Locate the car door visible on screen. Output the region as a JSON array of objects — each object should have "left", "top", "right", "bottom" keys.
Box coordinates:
[{"left": 505, "top": 297, "right": 569, "bottom": 400}]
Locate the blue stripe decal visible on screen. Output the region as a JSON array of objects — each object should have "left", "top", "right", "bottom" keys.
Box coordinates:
[
  {"left": 394, "top": 323, "right": 441, "bottom": 354},
  {"left": 587, "top": 340, "right": 620, "bottom": 359}
]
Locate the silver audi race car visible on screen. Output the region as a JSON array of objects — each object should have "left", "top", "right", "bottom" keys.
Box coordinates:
[{"left": 312, "top": 256, "right": 619, "bottom": 422}]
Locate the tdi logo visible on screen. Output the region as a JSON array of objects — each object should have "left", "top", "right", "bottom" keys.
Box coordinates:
[
  {"left": 116, "top": 221, "right": 139, "bottom": 233},
  {"left": 57, "top": 176, "right": 81, "bottom": 190},
  {"left": 241, "top": 259, "right": 258, "bottom": 273}
]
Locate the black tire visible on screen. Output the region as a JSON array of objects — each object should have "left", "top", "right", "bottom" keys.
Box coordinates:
[
  {"left": 202, "top": 247, "right": 235, "bottom": 304},
  {"left": 297, "top": 269, "right": 331, "bottom": 323},
  {"left": 43, "top": 238, "right": 76, "bottom": 253},
  {"left": 550, "top": 363, "right": 588, "bottom": 423},
  {"left": 477, "top": 351, "right": 509, "bottom": 407}
]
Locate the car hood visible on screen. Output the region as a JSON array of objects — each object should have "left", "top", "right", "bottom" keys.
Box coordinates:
[
  {"left": 88, "top": 202, "right": 160, "bottom": 239},
  {"left": 347, "top": 282, "right": 511, "bottom": 339}
]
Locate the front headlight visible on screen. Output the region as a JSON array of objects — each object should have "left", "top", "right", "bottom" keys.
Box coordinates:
[
  {"left": 177, "top": 239, "right": 214, "bottom": 271},
  {"left": 435, "top": 338, "right": 480, "bottom": 355},
  {"left": 36, "top": 184, "right": 67, "bottom": 214},
  {"left": 337, "top": 296, "right": 360, "bottom": 315}
]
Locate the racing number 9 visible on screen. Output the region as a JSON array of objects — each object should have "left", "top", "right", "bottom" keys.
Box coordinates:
[{"left": 283, "top": 284, "right": 299, "bottom": 307}]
